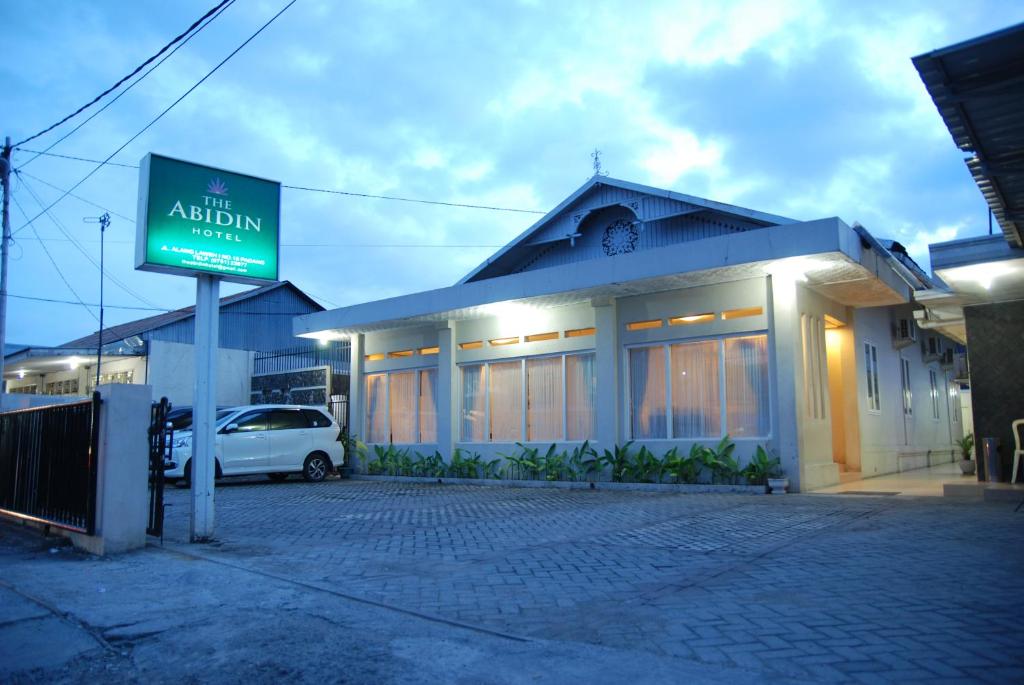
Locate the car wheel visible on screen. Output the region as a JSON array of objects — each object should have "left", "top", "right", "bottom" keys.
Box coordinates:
[
  {"left": 302, "top": 453, "right": 329, "bottom": 482},
  {"left": 179, "top": 460, "right": 192, "bottom": 488},
  {"left": 268, "top": 472, "right": 288, "bottom": 482}
]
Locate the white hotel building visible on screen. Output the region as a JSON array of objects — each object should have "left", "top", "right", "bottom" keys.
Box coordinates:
[{"left": 296, "top": 177, "right": 964, "bottom": 491}]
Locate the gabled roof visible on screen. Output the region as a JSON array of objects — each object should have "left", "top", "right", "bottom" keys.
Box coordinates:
[
  {"left": 61, "top": 281, "right": 322, "bottom": 349},
  {"left": 458, "top": 176, "right": 798, "bottom": 284},
  {"left": 913, "top": 22, "right": 1024, "bottom": 247}
]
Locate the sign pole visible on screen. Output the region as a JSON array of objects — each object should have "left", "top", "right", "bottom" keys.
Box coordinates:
[{"left": 190, "top": 273, "right": 220, "bottom": 542}]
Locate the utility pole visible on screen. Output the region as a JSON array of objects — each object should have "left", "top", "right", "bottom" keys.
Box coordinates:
[
  {"left": 85, "top": 213, "right": 111, "bottom": 386},
  {"left": 0, "top": 137, "right": 12, "bottom": 400}
]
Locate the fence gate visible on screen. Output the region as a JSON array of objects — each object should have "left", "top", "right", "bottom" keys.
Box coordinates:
[{"left": 147, "top": 398, "right": 172, "bottom": 538}]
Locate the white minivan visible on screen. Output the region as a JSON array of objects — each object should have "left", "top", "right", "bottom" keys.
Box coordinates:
[{"left": 165, "top": 405, "right": 344, "bottom": 484}]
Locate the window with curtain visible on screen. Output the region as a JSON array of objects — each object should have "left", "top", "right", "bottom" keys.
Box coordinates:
[
  {"left": 389, "top": 371, "right": 416, "bottom": 443},
  {"left": 419, "top": 368, "right": 438, "bottom": 443},
  {"left": 901, "top": 357, "right": 913, "bottom": 416},
  {"left": 489, "top": 361, "right": 523, "bottom": 441},
  {"left": 864, "top": 342, "right": 881, "bottom": 411},
  {"left": 461, "top": 364, "right": 486, "bottom": 442},
  {"left": 527, "top": 356, "right": 562, "bottom": 441},
  {"left": 366, "top": 368, "right": 439, "bottom": 444},
  {"left": 460, "top": 352, "right": 596, "bottom": 442},
  {"left": 630, "top": 346, "right": 667, "bottom": 439},
  {"left": 365, "top": 373, "right": 387, "bottom": 443},
  {"left": 724, "top": 335, "right": 770, "bottom": 437},
  {"left": 670, "top": 340, "right": 720, "bottom": 438},
  {"left": 929, "top": 369, "right": 940, "bottom": 419},
  {"left": 566, "top": 353, "right": 596, "bottom": 440},
  {"left": 628, "top": 334, "right": 770, "bottom": 440}
]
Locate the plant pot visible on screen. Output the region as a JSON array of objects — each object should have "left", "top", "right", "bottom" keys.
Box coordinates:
[
  {"left": 958, "top": 459, "right": 976, "bottom": 476},
  {"left": 767, "top": 477, "right": 789, "bottom": 495}
]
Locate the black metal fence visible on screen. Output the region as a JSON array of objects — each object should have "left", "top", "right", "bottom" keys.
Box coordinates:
[
  {"left": 253, "top": 342, "right": 350, "bottom": 375},
  {"left": 147, "top": 398, "right": 172, "bottom": 538},
  {"left": 0, "top": 393, "right": 101, "bottom": 534}
]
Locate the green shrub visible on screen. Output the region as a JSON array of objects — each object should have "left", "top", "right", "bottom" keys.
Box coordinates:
[{"left": 742, "top": 445, "right": 781, "bottom": 486}]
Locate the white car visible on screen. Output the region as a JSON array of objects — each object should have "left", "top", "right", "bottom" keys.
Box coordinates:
[{"left": 165, "top": 405, "right": 343, "bottom": 484}]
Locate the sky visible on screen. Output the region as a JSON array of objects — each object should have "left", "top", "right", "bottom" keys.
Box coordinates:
[{"left": 3, "top": 0, "right": 1023, "bottom": 346}]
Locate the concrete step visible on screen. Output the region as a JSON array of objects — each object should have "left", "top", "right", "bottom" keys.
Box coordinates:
[{"left": 839, "top": 470, "right": 862, "bottom": 483}]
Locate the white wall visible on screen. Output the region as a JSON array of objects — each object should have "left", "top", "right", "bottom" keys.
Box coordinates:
[
  {"left": 853, "top": 306, "right": 960, "bottom": 476},
  {"left": 146, "top": 340, "right": 253, "bottom": 407}
]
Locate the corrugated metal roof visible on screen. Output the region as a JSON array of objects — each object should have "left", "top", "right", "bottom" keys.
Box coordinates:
[
  {"left": 913, "top": 22, "right": 1024, "bottom": 247},
  {"left": 60, "top": 281, "right": 322, "bottom": 349}
]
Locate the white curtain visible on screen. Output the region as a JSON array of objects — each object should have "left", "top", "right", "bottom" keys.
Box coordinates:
[
  {"left": 724, "top": 335, "right": 769, "bottom": 437},
  {"left": 365, "top": 373, "right": 387, "bottom": 443},
  {"left": 527, "top": 356, "right": 563, "bottom": 441},
  {"left": 389, "top": 371, "right": 416, "bottom": 443},
  {"left": 461, "top": 365, "right": 486, "bottom": 441},
  {"left": 630, "top": 346, "right": 667, "bottom": 439},
  {"left": 671, "top": 340, "right": 720, "bottom": 438},
  {"left": 419, "top": 368, "right": 438, "bottom": 443},
  {"left": 489, "top": 361, "right": 523, "bottom": 441},
  {"left": 566, "top": 353, "right": 596, "bottom": 440}
]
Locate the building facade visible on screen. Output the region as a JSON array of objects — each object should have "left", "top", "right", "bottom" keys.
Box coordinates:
[{"left": 296, "top": 177, "right": 962, "bottom": 491}]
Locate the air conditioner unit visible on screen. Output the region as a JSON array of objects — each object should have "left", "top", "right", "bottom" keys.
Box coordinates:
[
  {"left": 940, "top": 348, "right": 955, "bottom": 368},
  {"left": 893, "top": 318, "right": 916, "bottom": 349},
  {"left": 922, "top": 335, "right": 941, "bottom": 361}
]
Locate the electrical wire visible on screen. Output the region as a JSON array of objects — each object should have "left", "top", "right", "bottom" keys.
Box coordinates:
[
  {"left": 16, "top": 172, "right": 162, "bottom": 309},
  {"left": 16, "top": 169, "right": 135, "bottom": 223},
  {"left": 12, "top": 0, "right": 298, "bottom": 237},
  {"left": 15, "top": 149, "right": 547, "bottom": 216},
  {"left": 13, "top": 0, "right": 233, "bottom": 149},
  {"left": 8, "top": 293, "right": 334, "bottom": 318},
  {"left": 10, "top": 193, "right": 100, "bottom": 322}
]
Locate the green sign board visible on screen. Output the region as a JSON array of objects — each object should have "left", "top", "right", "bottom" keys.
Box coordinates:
[{"left": 136, "top": 153, "right": 280, "bottom": 284}]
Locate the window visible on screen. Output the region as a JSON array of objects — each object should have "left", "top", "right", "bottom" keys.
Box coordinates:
[
  {"left": 271, "top": 410, "right": 308, "bottom": 430},
  {"left": 900, "top": 357, "right": 913, "bottom": 416},
  {"left": 947, "top": 373, "right": 960, "bottom": 424},
  {"left": 527, "top": 356, "right": 562, "bottom": 441},
  {"left": 301, "top": 409, "right": 332, "bottom": 427},
  {"left": 460, "top": 353, "right": 596, "bottom": 442},
  {"left": 44, "top": 379, "right": 79, "bottom": 396},
  {"left": 724, "top": 336, "right": 770, "bottom": 437},
  {"left": 670, "top": 340, "right": 720, "bottom": 438},
  {"left": 233, "top": 410, "right": 269, "bottom": 432},
  {"left": 629, "top": 346, "right": 667, "bottom": 439},
  {"left": 365, "top": 368, "right": 438, "bottom": 444},
  {"left": 565, "top": 327, "right": 596, "bottom": 338},
  {"left": 864, "top": 343, "right": 880, "bottom": 412},
  {"left": 87, "top": 369, "right": 134, "bottom": 392},
  {"left": 628, "top": 334, "right": 770, "bottom": 440},
  {"left": 489, "top": 361, "right": 522, "bottom": 441},
  {"left": 626, "top": 319, "right": 662, "bottom": 331},
  {"left": 929, "top": 369, "right": 940, "bottom": 419},
  {"left": 721, "top": 306, "right": 763, "bottom": 320}
]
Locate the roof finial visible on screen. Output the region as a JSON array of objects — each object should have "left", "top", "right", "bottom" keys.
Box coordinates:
[{"left": 591, "top": 148, "right": 608, "bottom": 177}]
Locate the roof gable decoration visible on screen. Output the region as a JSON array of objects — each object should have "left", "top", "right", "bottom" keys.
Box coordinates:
[{"left": 461, "top": 176, "right": 797, "bottom": 284}]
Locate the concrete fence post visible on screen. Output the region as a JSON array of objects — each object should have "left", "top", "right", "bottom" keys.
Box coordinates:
[{"left": 69, "top": 383, "right": 152, "bottom": 555}]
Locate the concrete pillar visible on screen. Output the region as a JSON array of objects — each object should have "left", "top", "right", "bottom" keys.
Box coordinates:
[
  {"left": 436, "top": 322, "right": 457, "bottom": 458},
  {"left": 348, "top": 333, "right": 364, "bottom": 470},
  {"left": 766, "top": 275, "right": 802, "bottom": 491},
  {"left": 69, "top": 383, "right": 151, "bottom": 555},
  {"left": 593, "top": 299, "right": 620, "bottom": 451}
]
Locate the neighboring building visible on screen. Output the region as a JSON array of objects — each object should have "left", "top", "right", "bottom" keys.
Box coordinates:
[
  {"left": 3, "top": 281, "right": 350, "bottom": 410},
  {"left": 295, "top": 176, "right": 962, "bottom": 492},
  {"left": 913, "top": 22, "right": 1024, "bottom": 481}
]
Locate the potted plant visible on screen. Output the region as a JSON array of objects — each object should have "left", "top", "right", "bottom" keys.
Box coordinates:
[{"left": 956, "top": 433, "right": 976, "bottom": 475}]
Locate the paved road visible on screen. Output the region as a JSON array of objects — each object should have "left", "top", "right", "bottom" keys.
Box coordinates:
[
  {"left": 2, "top": 480, "right": 1022, "bottom": 683},
  {"left": 153, "top": 479, "right": 1024, "bottom": 683}
]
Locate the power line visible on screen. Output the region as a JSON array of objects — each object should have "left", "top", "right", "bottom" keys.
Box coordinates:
[
  {"left": 16, "top": 172, "right": 161, "bottom": 309},
  {"left": 16, "top": 169, "right": 135, "bottom": 223},
  {"left": 10, "top": 193, "right": 100, "bottom": 322},
  {"left": 13, "top": 0, "right": 233, "bottom": 149},
  {"left": 15, "top": 150, "right": 547, "bottom": 216},
  {"left": 8, "top": 293, "right": 332, "bottom": 318},
  {"left": 12, "top": 0, "right": 298, "bottom": 237}
]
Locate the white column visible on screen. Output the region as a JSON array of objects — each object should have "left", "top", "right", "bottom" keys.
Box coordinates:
[
  {"left": 348, "top": 333, "right": 364, "bottom": 469},
  {"left": 191, "top": 274, "right": 219, "bottom": 542},
  {"left": 436, "top": 322, "right": 457, "bottom": 458},
  {"left": 593, "top": 299, "right": 620, "bottom": 451},
  {"left": 766, "top": 275, "right": 802, "bottom": 491}
]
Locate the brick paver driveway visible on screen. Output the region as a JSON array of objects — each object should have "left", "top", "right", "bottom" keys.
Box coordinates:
[{"left": 163, "top": 479, "right": 1024, "bottom": 682}]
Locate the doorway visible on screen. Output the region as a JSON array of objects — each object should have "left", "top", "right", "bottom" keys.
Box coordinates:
[{"left": 825, "top": 317, "right": 861, "bottom": 476}]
